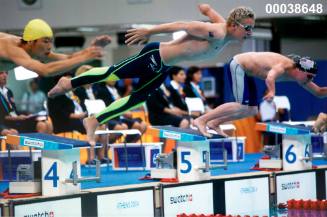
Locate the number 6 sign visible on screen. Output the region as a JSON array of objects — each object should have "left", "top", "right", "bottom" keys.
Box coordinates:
[{"left": 282, "top": 134, "right": 312, "bottom": 171}]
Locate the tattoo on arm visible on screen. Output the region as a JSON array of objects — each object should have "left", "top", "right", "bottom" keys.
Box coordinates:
[{"left": 208, "top": 32, "right": 214, "bottom": 38}]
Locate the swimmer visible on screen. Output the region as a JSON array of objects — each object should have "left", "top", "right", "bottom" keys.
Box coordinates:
[
  {"left": 48, "top": 4, "right": 255, "bottom": 144},
  {"left": 0, "top": 18, "right": 111, "bottom": 76},
  {"left": 194, "top": 52, "right": 327, "bottom": 137}
]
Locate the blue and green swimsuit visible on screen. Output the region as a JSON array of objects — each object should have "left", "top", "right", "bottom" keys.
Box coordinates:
[{"left": 71, "top": 42, "right": 171, "bottom": 124}]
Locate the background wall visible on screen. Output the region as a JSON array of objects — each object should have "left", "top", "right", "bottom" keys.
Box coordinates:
[{"left": 1, "top": 0, "right": 326, "bottom": 30}]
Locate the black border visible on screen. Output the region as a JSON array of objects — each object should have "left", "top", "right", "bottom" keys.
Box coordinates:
[
  {"left": 274, "top": 168, "right": 325, "bottom": 204},
  {"left": 213, "top": 174, "right": 271, "bottom": 215},
  {"left": 316, "top": 168, "right": 326, "bottom": 199},
  {"left": 161, "top": 180, "right": 213, "bottom": 217},
  {"left": 0, "top": 203, "right": 3, "bottom": 217},
  {"left": 10, "top": 193, "right": 84, "bottom": 216},
  {"left": 95, "top": 186, "right": 156, "bottom": 217}
]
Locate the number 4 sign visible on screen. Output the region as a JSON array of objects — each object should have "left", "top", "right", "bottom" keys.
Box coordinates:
[{"left": 42, "top": 149, "right": 81, "bottom": 196}]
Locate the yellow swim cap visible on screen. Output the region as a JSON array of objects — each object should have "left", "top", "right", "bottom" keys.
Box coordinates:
[{"left": 23, "top": 19, "right": 53, "bottom": 41}]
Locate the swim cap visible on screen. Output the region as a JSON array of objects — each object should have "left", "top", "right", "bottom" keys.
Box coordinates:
[
  {"left": 23, "top": 19, "right": 53, "bottom": 41},
  {"left": 287, "top": 54, "right": 318, "bottom": 74}
]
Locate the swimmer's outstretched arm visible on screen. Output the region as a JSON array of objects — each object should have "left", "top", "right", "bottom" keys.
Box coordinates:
[
  {"left": 125, "top": 21, "right": 223, "bottom": 45},
  {"left": 47, "top": 35, "right": 112, "bottom": 61},
  {"left": 301, "top": 82, "right": 327, "bottom": 98},
  {"left": 198, "top": 4, "right": 226, "bottom": 23},
  {"left": 7, "top": 45, "right": 103, "bottom": 77}
]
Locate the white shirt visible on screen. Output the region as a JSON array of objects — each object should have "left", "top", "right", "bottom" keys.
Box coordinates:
[
  {"left": 170, "top": 80, "right": 180, "bottom": 90},
  {"left": 85, "top": 87, "right": 96, "bottom": 100},
  {"left": 106, "top": 85, "right": 120, "bottom": 100},
  {"left": 0, "top": 86, "right": 9, "bottom": 101},
  {"left": 259, "top": 100, "right": 277, "bottom": 122}
]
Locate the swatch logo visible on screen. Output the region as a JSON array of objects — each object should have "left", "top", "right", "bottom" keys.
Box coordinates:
[
  {"left": 240, "top": 186, "right": 257, "bottom": 194},
  {"left": 24, "top": 211, "right": 54, "bottom": 217},
  {"left": 281, "top": 181, "right": 300, "bottom": 190},
  {"left": 163, "top": 131, "right": 181, "bottom": 140},
  {"left": 24, "top": 139, "right": 44, "bottom": 149},
  {"left": 170, "top": 194, "right": 193, "bottom": 204}
]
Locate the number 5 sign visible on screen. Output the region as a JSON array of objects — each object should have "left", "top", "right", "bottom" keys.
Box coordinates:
[
  {"left": 176, "top": 140, "right": 211, "bottom": 182},
  {"left": 282, "top": 134, "right": 312, "bottom": 171}
]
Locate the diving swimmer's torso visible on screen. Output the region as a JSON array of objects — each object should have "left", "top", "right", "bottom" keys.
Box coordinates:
[
  {"left": 159, "top": 34, "right": 230, "bottom": 66},
  {"left": 234, "top": 52, "right": 295, "bottom": 82}
]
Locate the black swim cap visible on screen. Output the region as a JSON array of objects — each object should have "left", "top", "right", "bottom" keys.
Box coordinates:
[{"left": 287, "top": 54, "right": 318, "bottom": 74}]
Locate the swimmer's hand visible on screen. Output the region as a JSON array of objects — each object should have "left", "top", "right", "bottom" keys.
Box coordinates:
[
  {"left": 125, "top": 28, "right": 150, "bottom": 46},
  {"left": 90, "top": 35, "right": 112, "bottom": 47},
  {"left": 198, "top": 4, "right": 211, "bottom": 15},
  {"left": 82, "top": 46, "right": 104, "bottom": 60},
  {"left": 263, "top": 91, "right": 274, "bottom": 102}
]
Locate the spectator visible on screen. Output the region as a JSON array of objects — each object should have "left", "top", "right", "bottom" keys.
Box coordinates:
[
  {"left": 48, "top": 74, "right": 109, "bottom": 165},
  {"left": 184, "top": 66, "right": 210, "bottom": 113},
  {"left": 146, "top": 84, "right": 190, "bottom": 128},
  {"left": 20, "top": 78, "right": 47, "bottom": 114},
  {"left": 166, "top": 67, "right": 190, "bottom": 116},
  {"left": 0, "top": 71, "right": 52, "bottom": 134},
  {"left": 74, "top": 65, "right": 128, "bottom": 163},
  {"left": 95, "top": 79, "right": 147, "bottom": 142}
]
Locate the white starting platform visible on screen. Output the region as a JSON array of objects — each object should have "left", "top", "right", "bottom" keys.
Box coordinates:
[
  {"left": 149, "top": 126, "right": 227, "bottom": 182},
  {"left": 5, "top": 133, "right": 102, "bottom": 196},
  {"left": 255, "top": 122, "right": 325, "bottom": 171}
]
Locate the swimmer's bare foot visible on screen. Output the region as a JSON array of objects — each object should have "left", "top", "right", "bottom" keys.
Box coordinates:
[
  {"left": 83, "top": 116, "right": 99, "bottom": 147},
  {"left": 48, "top": 76, "right": 72, "bottom": 98},
  {"left": 207, "top": 122, "right": 228, "bottom": 138},
  {"left": 193, "top": 118, "right": 212, "bottom": 138}
]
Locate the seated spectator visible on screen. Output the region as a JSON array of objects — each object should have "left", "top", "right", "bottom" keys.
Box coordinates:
[
  {"left": 73, "top": 65, "right": 97, "bottom": 111},
  {"left": 166, "top": 67, "right": 190, "bottom": 117},
  {"left": 258, "top": 94, "right": 279, "bottom": 146},
  {"left": 95, "top": 79, "right": 147, "bottom": 142},
  {"left": 0, "top": 71, "right": 52, "bottom": 134},
  {"left": 184, "top": 66, "right": 210, "bottom": 113},
  {"left": 73, "top": 66, "right": 128, "bottom": 163},
  {"left": 48, "top": 74, "right": 109, "bottom": 165},
  {"left": 20, "top": 78, "right": 47, "bottom": 115},
  {"left": 146, "top": 84, "right": 190, "bottom": 128}
]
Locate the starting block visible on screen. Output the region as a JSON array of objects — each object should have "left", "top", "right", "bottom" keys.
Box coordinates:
[
  {"left": 149, "top": 126, "right": 227, "bottom": 182},
  {"left": 6, "top": 133, "right": 101, "bottom": 196},
  {"left": 256, "top": 122, "right": 314, "bottom": 171}
]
